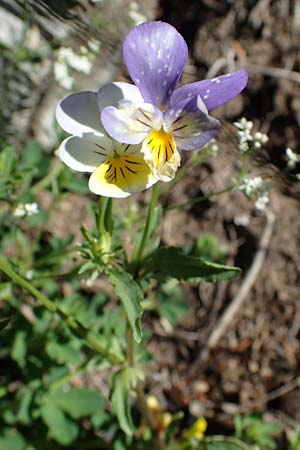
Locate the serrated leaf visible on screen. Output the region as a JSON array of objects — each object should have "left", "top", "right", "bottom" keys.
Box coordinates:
[
  {"left": 111, "top": 368, "right": 143, "bottom": 436},
  {"left": 199, "top": 436, "right": 250, "bottom": 450},
  {"left": 106, "top": 268, "right": 143, "bottom": 343},
  {"left": 153, "top": 247, "right": 241, "bottom": 282},
  {"left": 48, "top": 388, "right": 104, "bottom": 419},
  {"left": 40, "top": 401, "right": 78, "bottom": 445}
]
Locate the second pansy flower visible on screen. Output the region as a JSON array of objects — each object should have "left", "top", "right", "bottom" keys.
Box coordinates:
[{"left": 101, "top": 21, "right": 248, "bottom": 182}]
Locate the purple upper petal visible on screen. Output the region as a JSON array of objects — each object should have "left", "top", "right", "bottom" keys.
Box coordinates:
[
  {"left": 123, "top": 21, "right": 188, "bottom": 109},
  {"left": 170, "top": 69, "right": 248, "bottom": 111}
]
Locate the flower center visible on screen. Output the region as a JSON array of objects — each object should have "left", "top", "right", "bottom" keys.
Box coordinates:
[
  {"left": 103, "top": 154, "right": 151, "bottom": 187},
  {"left": 145, "top": 129, "right": 176, "bottom": 168}
]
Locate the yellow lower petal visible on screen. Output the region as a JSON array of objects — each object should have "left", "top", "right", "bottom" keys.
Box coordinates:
[
  {"left": 142, "top": 129, "right": 181, "bottom": 182},
  {"left": 89, "top": 154, "right": 154, "bottom": 198}
]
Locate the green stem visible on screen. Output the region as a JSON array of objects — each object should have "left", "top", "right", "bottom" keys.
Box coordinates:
[
  {"left": 0, "top": 257, "right": 123, "bottom": 365},
  {"left": 131, "top": 183, "right": 158, "bottom": 272},
  {"left": 98, "top": 196, "right": 109, "bottom": 237},
  {"left": 126, "top": 322, "right": 166, "bottom": 450},
  {"left": 0, "top": 258, "right": 57, "bottom": 312},
  {"left": 167, "top": 185, "right": 235, "bottom": 210},
  {"left": 127, "top": 322, "right": 135, "bottom": 367}
]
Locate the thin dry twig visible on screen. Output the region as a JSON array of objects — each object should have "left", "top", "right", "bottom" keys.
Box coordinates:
[
  {"left": 245, "top": 64, "right": 300, "bottom": 83},
  {"left": 195, "top": 210, "right": 275, "bottom": 367},
  {"left": 221, "top": 376, "right": 300, "bottom": 414}
]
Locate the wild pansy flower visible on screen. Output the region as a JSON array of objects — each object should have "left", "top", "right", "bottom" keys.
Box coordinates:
[
  {"left": 101, "top": 21, "right": 248, "bottom": 181},
  {"left": 55, "top": 86, "right": 156, "bottom": 198}
]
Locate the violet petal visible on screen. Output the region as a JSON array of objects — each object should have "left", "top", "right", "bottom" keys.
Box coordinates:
[
  {"left": 166, "top": 95, "right": 221, "bottom": 151},
  {"left": 170, "top": 69, "right": 248, "bottom": 111},
  {"left": 123, "top": 21, "right": 188, "bottom": 108}
]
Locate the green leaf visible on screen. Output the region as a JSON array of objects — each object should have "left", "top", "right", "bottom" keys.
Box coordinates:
[
  {"left": 11, "top": 331, "right": 27, "bottom": 368},
  {"left": 48, "top": 388, "right": 104, "bottom": 419},
  {"left": 0, "top": 428, "right": 26, "bottom": 450},
  {"left": 199, "top": 436, "right": 250, "bottom": 450},
  {"left": 153, "top": 247, "right": 241, "bottom": 282},
  {"left": 20, "top": 139, "right": 49, "bottom": 178},
  {"left": 107, "top": 268, "right": 143, "bottom": 343},
  {"left": 0, "top": 147, "right": 16, "bottom": 177},
  {"left": 16, "top": 388, "right": 33, "bottom": 424},
  {"left": 111, "top": 367, "right": 143, "bottom": 436},
  {"left": 40, "top": 401, "right": 78, "bottom": 445},
  {"left": 46, "top": 340, "right": 81, "bottom": 364}
]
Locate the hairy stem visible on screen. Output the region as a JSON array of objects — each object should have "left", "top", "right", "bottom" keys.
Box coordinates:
[
  {"left": 131, "top": 183, "right": 158, "bottom": 274},
  {"left": 126, "top": 323, "right": 166, "bottom": 450},
  {"left": 98, "top": 195, "right": 109, "bottom": 237},
  {"left": 127, "top": 322, "right": 135, "bottom": 367},
  {"left": 0, "top": 257, "right": 123, "bottom": 364},
  {"left": 168, "top": 185, "right": 234, "bottom": 210}
]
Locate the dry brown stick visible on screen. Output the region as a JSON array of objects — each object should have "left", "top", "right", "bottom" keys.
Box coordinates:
[
  {"left": 196, "top": 210, "right": 275, "bottom": 367},
  {"left": 245, "top": 64, "right": 300, "bottom": 83},
  {"left": 221, "top": 376, "right": 300, "bottom": 414},
  {"left": 250, "top": 376, "right": 300, "bottom": 406}
]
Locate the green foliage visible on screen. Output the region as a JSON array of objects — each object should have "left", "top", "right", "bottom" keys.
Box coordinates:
[
  {"left": 234, "top": 415, "right": 281, "bottom": 450},
  {"left": 0, "top": 428, "right": 26, "bottom": 450},
  {"left": 288, "top": 428, "right": 300, "bottom": 450},
  {"left": 40, "top": 401, "right": 79, "bottom": 445},
  {"left": 47, "top": 388, "right": 105, "bottom": 420},
  {"left": 186, "top": 233, "right": 228, "bottom": 263},
  {"left": 198, "top": 436, "right": 251, "bottom": 449},
  {"left": 111, "top": 367, "right": 144, "bottom": 436},
  {"left": 153, "top": 247, "right": 241, "bottom": 282},
  {"left": 156, "top": 279, "right": 190, "bottom": 326},
  {"left": 107, "top": 268, "right": 143, "bottom": 343}
]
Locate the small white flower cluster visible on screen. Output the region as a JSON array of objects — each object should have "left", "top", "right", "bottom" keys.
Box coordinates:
[
  {"left": 234, "top": 117, "right": 269, "bottom": 153},
  {"left": 54, "top": 45, "right": 97, "bottom": 90},
  {"left": 129, "top": 2, "right": 147, "bottom": 26},
  {"left": 14, "top": 202, "right": 39, "bottom": 218},
  {"left": 239, "top": 176, "right": 271, "bottom": 211},
  {"left": 286, "top": 147, "right": 300, "bottom": 169}
]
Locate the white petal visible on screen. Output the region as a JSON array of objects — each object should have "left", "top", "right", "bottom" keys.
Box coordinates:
[
  {"left": 56, "top": 91, "right": 105, "bottom": 136},
  {"left": 97, "top": 82, "right": 144, "bottom": 112},
  {"left": 57, "top": 134, "right": 113, "bottom": 172},
  {"left": 101, "top": 102, "right": 163, "bottom": 145}
]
